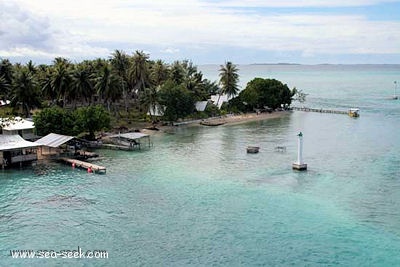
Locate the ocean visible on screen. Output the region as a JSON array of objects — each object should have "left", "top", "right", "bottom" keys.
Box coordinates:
[{"left": 1, "top": 64, "right": 400, "bottom": 266}]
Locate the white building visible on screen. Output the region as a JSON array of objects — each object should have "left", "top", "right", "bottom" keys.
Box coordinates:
[
  {"left": 0, "top": 135, "right": 39, "bottom": 168},
  {"left": 0, "top": 117, "right": 36, "bottom": 140},
  {"left": 195, "top": 101, "right": 209, "bottom": 112},
  {"left": 210, "top": 94, "right": 230, "bottom": 109}
]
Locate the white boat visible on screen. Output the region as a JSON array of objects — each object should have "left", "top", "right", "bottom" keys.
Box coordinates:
[{"left": 348, "top": 108, "right": 360, "bottom": 117}]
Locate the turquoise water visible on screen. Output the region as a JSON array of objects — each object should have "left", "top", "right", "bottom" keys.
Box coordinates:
[{"left": 1, "top": 65, "right": 400, "bottom": 266}]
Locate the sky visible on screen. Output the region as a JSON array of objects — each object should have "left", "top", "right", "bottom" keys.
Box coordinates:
[{"left": 1, "top": 0, "right": 400, "bottom": 65}]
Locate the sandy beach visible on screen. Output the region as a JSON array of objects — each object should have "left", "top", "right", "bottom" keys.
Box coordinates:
[
  {"left": 203, "top": 110, "right": 290, "bottom": 126},
  {"left": 141, "top": 111, "right": 291, "bottom": 135}
]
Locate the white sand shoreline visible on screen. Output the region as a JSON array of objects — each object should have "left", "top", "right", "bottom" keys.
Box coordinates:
[{"left": 141, "top": 111, "right": 291, "bottom": 135}]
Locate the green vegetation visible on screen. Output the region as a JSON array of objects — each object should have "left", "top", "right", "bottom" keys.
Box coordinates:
[
  {"left": 292, "top": 88, "right": 308, "bottom": 104},
  {"left": 0, "top": 52, "right": 300, "bottom": 139},
  {"left": 219, "top": 61, "right": 240, "bottom": 98},
  {"left": 228, "top": 78, "right": 296, "bottom": 112},
  {"left": 75, "top": 105, "right": 111, "bottom": 140},
  {"left": 33, "top": 107, "right": 77, "bottom": 136},
  {"left": 158, "top": 81, "right": 195, "bottom": 121},
  {"left": 33, "top": 105, "right": 110, "bottom": 140}
]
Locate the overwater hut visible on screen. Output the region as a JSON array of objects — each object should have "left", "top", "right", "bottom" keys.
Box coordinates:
[
  {"left": 0, "top": 135, "right": 39, "bottom": 168},
  {"left": 35, "top": 133, "right": 75, "bottom": 159},
  {"left": 108, "top": 132, "right": 151, "bottom": 150}
]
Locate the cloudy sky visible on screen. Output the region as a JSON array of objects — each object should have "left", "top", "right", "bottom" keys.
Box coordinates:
[{"left": 1, "top": 0, "right": 400, "bottom": 64}]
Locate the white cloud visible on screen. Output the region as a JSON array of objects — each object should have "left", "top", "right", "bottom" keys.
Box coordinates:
[
  {"left": 2, "top": 0, "right": 400, "bottom": 63},
  {"left": 208, "top": 0, "right": 400, "bottom": 8},
  {"left": 161, "top": 48, "right": 180, "bottom": 54}
]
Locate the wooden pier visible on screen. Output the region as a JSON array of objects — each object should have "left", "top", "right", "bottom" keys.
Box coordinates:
[
  {"left": 292, "top": 106, "right": 348, "bottom": 115},
  {"left": 102, "top": 144, "right": 135, "bottom": 151},
  {"left": 60, "top": 158, "right": 106, "bottom": 174}
]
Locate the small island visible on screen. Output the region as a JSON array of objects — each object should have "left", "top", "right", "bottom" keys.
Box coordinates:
[{"left": 0, "top": 52, "right": 301, "bottom": 169}]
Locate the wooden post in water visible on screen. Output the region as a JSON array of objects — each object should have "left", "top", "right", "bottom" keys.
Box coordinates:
[
  {"left": 394, "top": 81, "right": 398, "bottom": 100},
  {"left": 293, "top": 132, "right": 307, "bottom": 171}
]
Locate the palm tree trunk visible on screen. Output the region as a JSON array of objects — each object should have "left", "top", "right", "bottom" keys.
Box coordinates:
[
  {"left": 216, "top": 94, "right": 221, "bottom": 109},
  {"left": 122, "top": 82, "right": 128, "bottom": 112},
  {"left": 24, "top": 103, "right": 30, "bottom": 118}
]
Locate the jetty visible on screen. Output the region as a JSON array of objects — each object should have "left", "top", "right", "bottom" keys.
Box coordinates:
[
  {"left": 106, "top": 132, "right": 152, "bottom": 151},
  {"left": 60, "top": 157, "right": 106, "bottom": 174},
  {"left": 292, "top": 106, "right": 348, "bottom": 115},
  {"left": 102, "top": 144, "right": 137, "bottom": 151}
]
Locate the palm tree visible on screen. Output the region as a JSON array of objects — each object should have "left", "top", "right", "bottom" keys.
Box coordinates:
[
  {"left": 169, "top": 61, "right": 185, "bottom": 84},
  {"left": 51, "top": 58, "right": 72, "bottom": 107},
  {"left": 111, "top": 50, "right": 130, "bottom": 111},
  {"left": 71, "top": 65, "right": 94, "bottom": 107},
  {"left": 40, "top": 68, "right": 56, "bottom": 104},
  {"left": 182, "top": 60, "right": 198, "bottom": 78},
  {"left": 129, "top": 50, "right": 150, "bottom": 98},
  {"left": 203, "top": 79, "right": 220, "bottom": 96},
  {"left": 181, "top": 60, "right": 203, "bottom": 96},
  {"left": 219, "top": 61, "right": 240, "bottom": 99},
  {"left": 0, "top": 59, "right": 14, "bottom": 83},
  {"left": 53, "top": 57, "right": 70, "bottom": 67},
  {"left": 26, "top": 60, "right": 36, "bottom": 74},
  {"left": 0, "top": 60, "right": 14, "bottom": 99},
  {"left": 95, "top": 65, "right": 122, "bottom": 112},
  {"left": 150, "top": 60, "right": 169, "bottom": 87},
  {"left": 0, "top": 75, "right": 10, "bottom": 100},
  {"left": 141, "top": 86, "right": 160, "bottom": 122},
  {"left": 11, "top": 68, "right": 41, "bottom": 117}
]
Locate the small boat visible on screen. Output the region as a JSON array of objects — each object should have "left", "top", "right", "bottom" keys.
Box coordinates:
[
  {"left": 348, "top": 108, "right": 360, "bottom": 117},
  {"left": 200, "top": 120, "right": 226, "bottom": 126},
  {"left": 275, "top": 146, "right": 286, "bottom": 152},
  {"left": 247, "top": 146, "right": 260, "bottom": 153}
]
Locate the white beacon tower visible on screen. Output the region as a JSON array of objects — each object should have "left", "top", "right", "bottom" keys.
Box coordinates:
[{"left": 292, "top": 132, "right": 307, "bottom": 171}]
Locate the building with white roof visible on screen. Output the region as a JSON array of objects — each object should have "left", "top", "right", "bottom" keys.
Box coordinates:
[
  {"left": 0, "top": 135, "right": 39, "bottom": 168},
  {"left": 0, "top": 117, "right": 36, "bottom": 140}
]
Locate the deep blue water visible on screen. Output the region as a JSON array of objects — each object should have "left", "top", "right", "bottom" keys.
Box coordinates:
[{"left": 1, "top": 65, "right": 400, "bottom": 266}]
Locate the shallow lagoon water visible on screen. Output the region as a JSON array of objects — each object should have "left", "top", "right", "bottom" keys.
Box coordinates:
[{"left": 1, "top": 65, "right": 400, "bottom": 266}]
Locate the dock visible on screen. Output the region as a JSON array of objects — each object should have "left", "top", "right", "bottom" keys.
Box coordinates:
[
  {"left": 60, "top": 158, "right": 106, "bottom": 174},
  {"left": 292, "top": 107, "right": 348, "bottom": 115},
  {"left": 107, "top": 132, "right": 152, "bottom": 151},
  {"left": 102, "top": 144, "right": 135, "bottom": 151}
]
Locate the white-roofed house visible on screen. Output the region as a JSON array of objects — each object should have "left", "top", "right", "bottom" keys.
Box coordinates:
[
  {"left": 34, "top": 133, "right": 76, "bottom": 159},
  {"left": 195, "top": 101, "right": 209, "bottom": 112},
  {"left": 210, "top": 94, "right": 230, "bottom": 109},
  {"left": 0, "top": 134, "right": 39, "bottom": 168},
  {"left": 0, "top": 117, "right": 37, "bottom": 140}
]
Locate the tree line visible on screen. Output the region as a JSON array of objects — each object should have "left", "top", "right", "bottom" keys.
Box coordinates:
[
  {"left": 0, "top": 50, "right": 301, "bottom": 138},
  {"left": 0, "top": 51, "right": 239, "bottom": 119}
]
